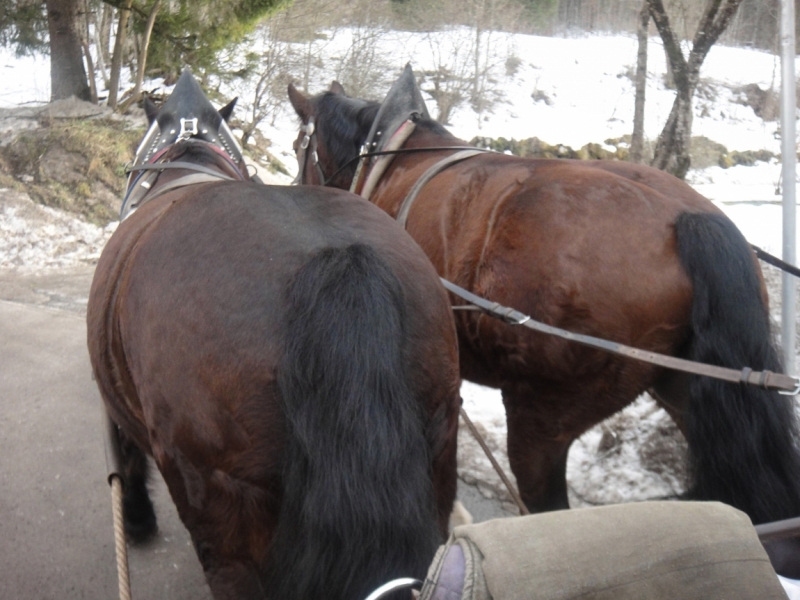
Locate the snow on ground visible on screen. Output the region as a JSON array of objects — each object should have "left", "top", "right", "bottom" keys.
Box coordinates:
[
  {"left": 0, "top": 188, "right": 116, "bottom": 272},
  {"left": 1, "top": 31, "right": 797, "bottom": 510}
]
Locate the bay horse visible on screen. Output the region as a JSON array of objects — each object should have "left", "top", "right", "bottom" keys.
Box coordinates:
[
  {"left": 87, "top": 69, "right": 461, "bottom": 600},
  {"left": 287, "top": 67, "right": 800, "bottom": 542}
]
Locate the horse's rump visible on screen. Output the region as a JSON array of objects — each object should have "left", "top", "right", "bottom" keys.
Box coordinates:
[{"left": 88, "top": 181, "right": 461, "bottom": 598}]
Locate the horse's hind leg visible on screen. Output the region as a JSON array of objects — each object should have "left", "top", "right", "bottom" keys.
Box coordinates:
[
  {"left": 106, "top": 413, "right": 157, "bottom": 542},
  {"left": 502, "top": 388, "right": 573, "bottom": 513}
]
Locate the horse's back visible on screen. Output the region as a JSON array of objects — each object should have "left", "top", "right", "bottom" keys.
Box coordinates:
[{"left": 402, "top": 155, "right": 715, "bottom": 386}]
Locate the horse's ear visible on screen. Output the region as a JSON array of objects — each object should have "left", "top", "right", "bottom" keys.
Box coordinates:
[
  {"left": 288, "top": 82, "right": 311, "bottom": 121},
  {"left": 329, "top": 80, "right": 346, "bottom": 95},
  {"left": 144, "top": 96, "right": 158, "bottom": 124},
  {"left": 218, "top": 97, "right": 238, "bottom": 122}
]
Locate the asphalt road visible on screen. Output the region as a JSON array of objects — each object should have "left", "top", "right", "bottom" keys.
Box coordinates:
[{"left": 0, "top": 266, "right": 510, "bottom": 599}]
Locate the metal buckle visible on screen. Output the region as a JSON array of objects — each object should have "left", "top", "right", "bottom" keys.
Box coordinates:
[
  {"left": 363, "top": 578, "right": 422, "bottom": 600},
  {"left": 778, "top": 376, "right": 800, "bottom": 396},
  {"left": 178, "top": 117, "right": 198, "bottom": 140}
]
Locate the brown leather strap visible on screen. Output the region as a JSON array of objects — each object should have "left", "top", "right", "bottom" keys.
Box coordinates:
[
  {"left": 755, "top": 515, "right": 800, "bottom": 542},
  {"left": 396, "top": 149, "right": 489, "bottom": 228},
  {"left": 441, "top": 278, "right": 800, "bottom": 395}
]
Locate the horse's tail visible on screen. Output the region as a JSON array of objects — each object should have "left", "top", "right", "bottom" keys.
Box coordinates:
[
  {"left": 265, "top": 244, "right": 439, "bottom": 600},
  {"left": 674, "top": 211, "right": 800, "bottom": 524}
]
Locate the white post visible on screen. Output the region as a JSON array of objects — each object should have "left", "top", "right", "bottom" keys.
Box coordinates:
[{"left": 781, "top": 0, "right": 797, "bottom": 375}]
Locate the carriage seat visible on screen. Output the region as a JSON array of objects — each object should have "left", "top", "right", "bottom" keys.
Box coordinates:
[{"left": 419, "top": 501, "right": 788, "bottom": 600}]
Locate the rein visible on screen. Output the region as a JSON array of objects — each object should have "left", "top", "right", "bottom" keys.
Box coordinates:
[
  {"left": 752, "top": 244, "right": 800, "bottom": 279},
  {"left": 441, "top": 277, "right": 800, "bottom": 395}
]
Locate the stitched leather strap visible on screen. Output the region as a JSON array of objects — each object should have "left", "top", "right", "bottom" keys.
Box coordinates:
[{"left": 440, "top": 278, "right": 800, "bottom": 394}]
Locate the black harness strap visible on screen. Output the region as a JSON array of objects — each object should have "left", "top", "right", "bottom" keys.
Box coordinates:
[
  {"left": 440, "top": 277, "right": 800, "bottom": 395},
  {"left": 752, "top": 244, "right": 800, "bottom": 279}
]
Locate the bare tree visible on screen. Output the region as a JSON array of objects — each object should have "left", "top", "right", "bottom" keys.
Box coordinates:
[
  {"left": 107, "top": 0, "right": 133, "bottom": 109},
  {"left": 130, "top": 0, "right": 162, "bottom": 104},
  {"left": 630, "top": 0, "right": 650, "bottom": 163},
  {"left": 331, "top": 24, "right": 393, "bottom": 98},
  {"left": 648, "top": 0, "right": 744, "bottom": 178},
  {"left": 238, "top": 22, "right": 289, "bottom": 147},
  {"left": 419, "top": 31, "right": 476, "bottom": 124}
]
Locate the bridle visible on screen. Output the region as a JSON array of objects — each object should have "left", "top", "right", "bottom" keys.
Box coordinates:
[
  {"left": 292, "top": 117, "right": 327, "bottom": 186},
  {"left": 120, "top": 139, "right": 248, "bottom": 220}
]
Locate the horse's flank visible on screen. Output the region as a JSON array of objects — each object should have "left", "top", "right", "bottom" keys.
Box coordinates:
[{"left": 89, "top": 168, "right": 461, "bottom": 598}]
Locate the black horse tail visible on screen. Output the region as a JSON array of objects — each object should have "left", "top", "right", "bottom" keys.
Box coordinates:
[
  {"left": 674, "top": 211, "right": 800, "bottom": 524},
  {"left": 265, "top": 244, "right": 439, "bottom": 600}
]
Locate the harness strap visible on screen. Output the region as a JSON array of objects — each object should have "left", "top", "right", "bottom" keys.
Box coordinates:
[
  {"left": 127, "top": 161, "right": 238, "bottom": 180},
  {"left": 396, "top": 149, "right": 489, "bottom": 228},
  {"left": 136, "top": 173, "right": 228, "bottom": 206},
  {"left": 440, "top": 278, "right": 800, "bottom": 395},
  {"left": 355, "top": 120, "right": 417, "bottom": 199},
  {"left": 121, "top": 171, "right": 236, "bottom": 221},
  {"left": 752, "top": 244, "right": 800, "bottom": 279},
  {"left": 292, "top": 117, "right": 326, "bottom": 186}
]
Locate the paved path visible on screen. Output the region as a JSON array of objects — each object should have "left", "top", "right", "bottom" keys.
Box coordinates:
[{"left": 0, "top": 266, "right": 510, "bottom": 599}]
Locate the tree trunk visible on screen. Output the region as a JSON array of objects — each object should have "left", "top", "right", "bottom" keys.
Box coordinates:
[
  {"left": 45, "top": 0, "right": 91, "bottom": 101},
  {"left": 92, "top": 7, "right": 109, "bottom": 88},
  {"left": 630, "top": 0, "right": 650, "bottom": 164},
  {"left": 107, "top": 0, "right": 133, "bottom": 109},
  {"left": 81, "top": 0, "right": 97, "bottom": 103},
  {"left": 648, "top": 0, "right": 744, "bottom": 179},
  {"left": 651, "top": 84, "right": 695, "bottom": 177},
  {"left": 99, "top": 3, "right": 113, "bottom": 71},
  {"left": 130, "top": 0, "right": 162, "bottom": 104},
  {"left": 81, "top": 40, "right": 98, "bottom": 103}
]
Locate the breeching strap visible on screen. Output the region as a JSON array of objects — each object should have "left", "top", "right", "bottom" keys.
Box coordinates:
[{"left": 440, "top": 278, "right": 800, "bottom": 395}]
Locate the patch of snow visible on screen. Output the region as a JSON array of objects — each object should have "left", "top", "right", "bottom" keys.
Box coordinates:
[{"left": 0, "top": 188, "right": 116, "bottom": 272}]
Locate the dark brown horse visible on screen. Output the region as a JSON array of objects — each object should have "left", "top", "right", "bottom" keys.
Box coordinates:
[
  {"left": 87, "top": 70, "right": 461, "bottom": 600},
  {"left": 287, "top": 68, "right": 800, "bottom": 541}
]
